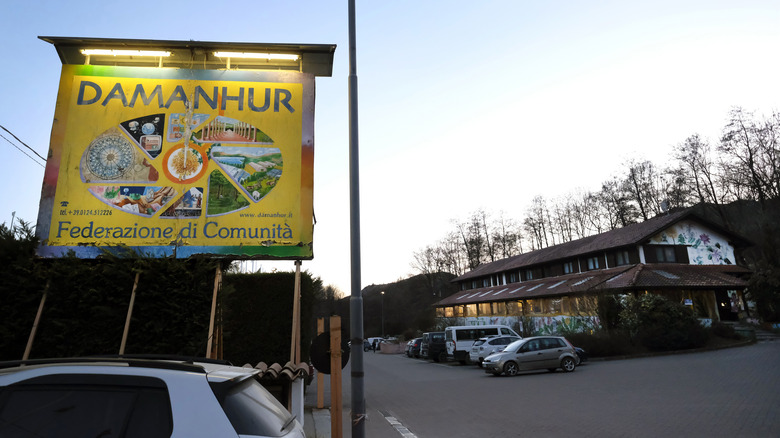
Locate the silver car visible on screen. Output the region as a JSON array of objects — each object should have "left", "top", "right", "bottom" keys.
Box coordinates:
[
  {"left": 483, "top": 336, "right": 579, "bottom": 376},
  {"left": 469, "top": 335, "right": 520, "bottom": 367}
]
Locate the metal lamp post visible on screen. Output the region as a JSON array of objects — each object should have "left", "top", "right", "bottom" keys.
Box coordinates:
[{"left": 381, "top": 291, "right": 385, "bottom": 338}]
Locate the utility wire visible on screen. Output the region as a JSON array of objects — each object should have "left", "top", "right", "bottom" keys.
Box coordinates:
[
  {"left": 0, "top": 132, "right": 46, "bottom": 168},
  {"left": 0, "top": 124, "right": 47, "bottom": 162}
]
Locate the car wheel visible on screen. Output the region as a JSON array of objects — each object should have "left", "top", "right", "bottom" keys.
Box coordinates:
[
  {"left": 504, "top": 361, "right": 519, "bottom": 377},
  {"left": 561, "top": 357, "right": 576, "bottom": 372},
  {"left": 437, "top": 352, "right": 446, "bottom": 363}
]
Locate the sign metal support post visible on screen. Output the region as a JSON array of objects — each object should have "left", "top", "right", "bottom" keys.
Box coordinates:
[{"left": 348, "top": 0, "right": 366, "bottom": 436}]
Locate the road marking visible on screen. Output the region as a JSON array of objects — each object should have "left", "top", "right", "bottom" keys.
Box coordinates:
[{"left": 381, "top": 411, "right": 418, "bottom": 438}]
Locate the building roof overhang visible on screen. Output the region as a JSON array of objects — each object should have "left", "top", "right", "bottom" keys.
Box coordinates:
[{"left": 436, "top": 263, "right": 750, "bottom": 307}]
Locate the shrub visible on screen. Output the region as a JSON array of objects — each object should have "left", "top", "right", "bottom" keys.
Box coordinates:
[
  {"left": 620, "top": 294, "right": 709, "bottom": 351},
  {"left": 710, "top": 321, "right": 741, "bottom": 340},
  {"left": 565, "top": 331, "right": 637, "bottom": 358}
]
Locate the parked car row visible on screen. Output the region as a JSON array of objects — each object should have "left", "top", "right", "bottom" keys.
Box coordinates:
[{"left": 402, "top": 325, "right": 588, "bottom": 377}]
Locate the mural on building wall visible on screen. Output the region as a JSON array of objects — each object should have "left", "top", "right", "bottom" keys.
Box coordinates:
[
  {"left": 458, "top": 316, "right": 600, "bottom": 335},
  {"left": 531, "top": 316, "right": 599, "bottom": 335},
  {"left": 650, "top": 220, "right": 734, "bottom": 265}
]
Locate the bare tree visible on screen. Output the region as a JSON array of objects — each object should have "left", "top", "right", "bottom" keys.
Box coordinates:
[
  {"left": 674, "top": 134, "right": 726, "bottom": 206},
  {"left": 659, "top": 165, "right": 694, "bottom": 210},
  {"left": 479, "top": 209, "right": 496, "bottom": 263},
  {"left": 719, "top": 107, "right": 780, "bottom": 206},
  {"left": 523, "top": 196, "right": 553, "bottom": 250},
  {"left": 491, "top": 211, "right": 524, "bottom": 258},
  {"left": 456, "top": 212, "right": 486, "bottom": 270},
  {"left": 598, "top": 177, "right": 638, "bottom": 228},
  {"left": 624, "top": 159, "right": 663, "bottom": 220}
]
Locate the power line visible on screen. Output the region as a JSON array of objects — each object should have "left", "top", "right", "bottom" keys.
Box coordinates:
[
  {"left": 0, "top": 133, "right": 46, "bottom": 168},
  {"left": 0, "top": 124, "right": 47, "bottom": 162}
]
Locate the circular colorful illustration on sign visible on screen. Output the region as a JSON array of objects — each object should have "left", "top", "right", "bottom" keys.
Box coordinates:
[
  {"left": 86, "top": 134, "right": 134, "bottom": 179},
  {"left": 162, "top": 143, "right": 209, "bottom": 184}
]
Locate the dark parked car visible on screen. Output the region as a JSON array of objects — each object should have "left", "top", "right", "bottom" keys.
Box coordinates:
[
  {"left": 407, "top": 338, "right": 422, "bottom": 357},
  {"left": 575, "top": 347, "right": 588, "bottom": 363},
  {"left": 420, "top": 331, "right": 447, "bottom": 362}
]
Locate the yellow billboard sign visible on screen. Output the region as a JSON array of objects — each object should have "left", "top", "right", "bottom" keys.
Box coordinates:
[{"left": 36, "top": 65, "right": 314, "bottom": 259}]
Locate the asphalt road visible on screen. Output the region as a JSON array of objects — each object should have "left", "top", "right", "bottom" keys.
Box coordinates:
[{"left": 308, "top": 342, "right": 780, "bottom": 437}]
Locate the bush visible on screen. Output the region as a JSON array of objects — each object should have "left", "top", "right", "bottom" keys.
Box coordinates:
[
  {"left": 565, "top": 331, "right": 638, "bottom": 358},
  {"left": 710, "top": 321, "right": 741, "bottom": 340},
  {"left": 621, "top": 294, "right": 709, "bottom": 351}
]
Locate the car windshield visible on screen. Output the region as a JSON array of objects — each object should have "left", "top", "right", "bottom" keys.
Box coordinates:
[
  {"left": 473, "top": 340, "right": 486, "bottom": 346},
  {"left": 505, "top": 339, "right": 525, "bottom": 352}
]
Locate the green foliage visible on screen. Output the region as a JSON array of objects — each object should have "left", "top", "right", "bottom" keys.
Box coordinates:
[
  {"left": 597, "top": 293, "right": 624, "bottom": 333},
  {"left": 565, "top": 331, "right": 638, "bottom": 357},
  {"left": 709, "top": 321, "right": 741, "bottom": 340},
  {"left": 222, "top": 272, "right": 316, "bottom": 367},
  {"left": 620, "top": 294, "right": 709, "bottom": 351},
  {"left": 0, "top": 224, "right": 316, "bottom": 364},
  {"left": 0, "top": 220, "right": 43, "bottom": 358}
]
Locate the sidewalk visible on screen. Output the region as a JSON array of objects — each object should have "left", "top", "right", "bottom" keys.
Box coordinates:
[
  {"left": 303, "top": 405, "right": 331, "bottom": 438},
  {"left": 302, "top": 371, "right": 331, "bottom": 438}
]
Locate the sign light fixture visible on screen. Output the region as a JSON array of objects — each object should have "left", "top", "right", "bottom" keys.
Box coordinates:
[
  {"left": 81, "top": 49, "right": 172, "bottom": 57},
  {"left": 213, "top": 51, "right": 299, "bottom": 61}
]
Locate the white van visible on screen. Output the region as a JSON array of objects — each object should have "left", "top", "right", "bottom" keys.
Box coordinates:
[{"left": 445, "top": 325, "right": 521, "bottom": 364}]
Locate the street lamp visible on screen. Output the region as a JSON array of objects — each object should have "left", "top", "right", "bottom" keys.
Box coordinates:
[{"left": 381, "top": 291, "right": 385, "bottom": 338}]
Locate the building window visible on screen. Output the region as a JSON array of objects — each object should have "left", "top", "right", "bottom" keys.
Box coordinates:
[
  {"left": 655, "top": 246, "right": 677, "bottom": 262},
  {"left": 586, "top": 256, "right": 600, "bottom": 270},
  {"left": 465, "top": 304, "right": 477, "bottom": 317},
  {"left": 525, "top": 269, "right": 534, "bottom": 281},
  {"left": 482, "top": 278, "right": 490, "bottom": 287},
  {"left": 563, "top": 261, "right": 574, "bottom": 274},
  {"left": 471, "top": 280, "right": 477, "bottom": 289},
  {"left": 506, "top": 301, "right": 523, "bottom": 315},
  {"left": 492, "top": 302, "right": 507, "bottom": 316},
  {"left": 527, "top": 300, "right": 542, "bottom": 314},
  {"left": 561, "top": 297, "right": 571, "bottom": 313},
  {"left": 616, "top": 250, "right": 630, "bottom": 266},
  {"left": 455, "top": 306, "right": 465, "bottom": 317},
  {"left": 478, "top": 302, "right": 492, "bottom": 316},
  {"left": 437, "top": 308, "right": 446, "bottom": 317},
  {"left": 509, "top": 272, "right": 518, "bottom": 283},
  {"left": 549, "top": 299, "right": 562, "bottom": 314}
]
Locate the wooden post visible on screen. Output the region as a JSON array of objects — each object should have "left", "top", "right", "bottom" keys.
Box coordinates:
[
  {"left": 290, "top": 260, "right": 302, "bottom": 364},
  {"left": 23, "top": 280, "right": 49, "bottom": 360},
  {"left": 317, "top": 318, "right": 325, "bottom": 409},
  {"left": 207, "top": 263, "right": 222, "bottom": 359},
  {"left": 119, "top": 272, "right": 141, "bottom": 355},
  {"left": 330, "top": 315, "right": 343, "bottom": 438}
]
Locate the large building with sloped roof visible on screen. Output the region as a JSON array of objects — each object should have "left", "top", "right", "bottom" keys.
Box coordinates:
[{"left": 433, "top": 208, "right": 753, "bottom": 335}]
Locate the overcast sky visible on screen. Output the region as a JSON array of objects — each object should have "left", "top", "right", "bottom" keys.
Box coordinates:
[{"left": 1, "top": 1, "right": 779, "bottom": 295}]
